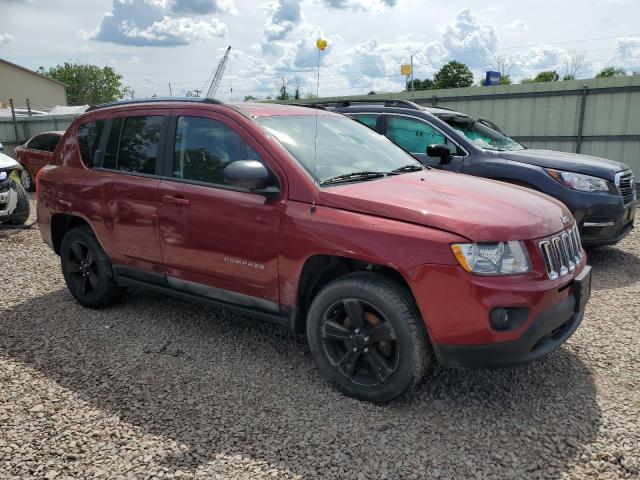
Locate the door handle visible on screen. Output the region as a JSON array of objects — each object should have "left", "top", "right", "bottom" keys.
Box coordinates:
[{"left": 163, "top": 194, "right": 191, "bottom": 206}]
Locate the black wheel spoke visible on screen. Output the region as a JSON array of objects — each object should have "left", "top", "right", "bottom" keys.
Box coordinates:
[
  {"left": 67, "top": 260, "right": 82, "bottom": 275},
  {"left": 337, "top": 349, "right": 361, "bottom": 377},
  {"left": 343, "top": 299, "right": 365, "bottom": 330},
  {"left": 81, "top": 275, "right": 90, "bottom": 295},
  {"left": 368, "top": 322, "right": 397, "bottom": 342},
  {"left": 364, "top": 347, "right": 393, "bottom": 383},
  {"left": 85, "top": 250, "right": 95, "bottom": 267},
  {"left": 88, "top": 271, "right": 99, "bottom": 290},
  {"left": 70, "top": 242, "right": 84, "bottom": 262},
  {"left": 322, "top": 320, "right": 353, "bottom": 342}
]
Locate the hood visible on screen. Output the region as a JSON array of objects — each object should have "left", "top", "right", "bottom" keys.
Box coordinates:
[
  {"left": 0, "top": 152, "right": 19, "bottom": 170},
  {"left": 318, "top": 170, "right": 572, "bottom": 242},
  {"left": 500, "top": 149, "right": 628, "bottom": 180}
]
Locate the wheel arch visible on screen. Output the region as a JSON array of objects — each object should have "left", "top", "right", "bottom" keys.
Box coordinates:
[
  {"left": 50, "top": 213, "right": 95, "bottom": 255},
  {"left": 293, "top": 254, "right": 420, "bottom": 333}
]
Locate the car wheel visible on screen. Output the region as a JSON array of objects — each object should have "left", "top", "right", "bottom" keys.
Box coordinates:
[
  {"left": 60, "top": 226, "right": 122, "bottom": 308},
  {"left": 306, "top": 271, "right": 429, "bottom": 403},
  {"left": 5, "top": 180, "right": 30, "bottom": 225},
  {"left": 20, "top": 168, "right": 35, "bottom": 192}
]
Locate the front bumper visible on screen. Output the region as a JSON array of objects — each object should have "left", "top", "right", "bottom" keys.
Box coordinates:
[
  {"left": 0, "top": 182, "right": 18, "bottom": 218},
  {"left": 433, "top": 267, "right": 590, "bottom": 368}
]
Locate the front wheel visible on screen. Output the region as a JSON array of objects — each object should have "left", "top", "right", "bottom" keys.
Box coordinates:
[
  {"left": 20, "top": 168, "right": 35, "bottom": 192},
  {"left": 306, "top": 272, "right": 429, "bottom": 402}
]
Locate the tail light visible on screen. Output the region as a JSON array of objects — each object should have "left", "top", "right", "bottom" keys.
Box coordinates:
[{"left": 35, "top": 167, "right": 44, "bottom": 201}]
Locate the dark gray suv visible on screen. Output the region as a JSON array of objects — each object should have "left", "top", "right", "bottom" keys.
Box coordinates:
[{"left": 319, "top": 100, "right": 636, "bottom": 247}]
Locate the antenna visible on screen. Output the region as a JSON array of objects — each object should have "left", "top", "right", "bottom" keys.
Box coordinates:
[
  {"left": 206, "top": 46, "right": 231, "bottom": 99},
  {"left": 312, "top": 38, "right": 328, "bottom": 213}
]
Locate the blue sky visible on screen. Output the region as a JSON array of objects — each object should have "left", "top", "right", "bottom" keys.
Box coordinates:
[{"left": 1, "top": 0, "right": 639, "bottom": 103}]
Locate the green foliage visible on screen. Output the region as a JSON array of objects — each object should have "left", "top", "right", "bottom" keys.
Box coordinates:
[
  {"left": 479, "top": 75, "right": 512, "bottom": 86},
  {"left": 407, "top": 78, "right": 436, "bottom": 91},
  {"left": 595, "top": 66, "right": 626, "bottom": 78},
  {"left": 294, "top": 86, "right": 300, "bottom": 100},
  {"left": 563, "top": 74, "right": 575, "bottom": 81},
  {"left": 521, "top": 70, "right": 560, "bottom": 84},
  {"left": 42, "top": 62, "right": 129, "bottom": 106},
  {"left": 433, "top": 61, "right": 474, "bottom": 89},
  {"left": 244, "top": 95, "right": 257, "bottom": 101}
]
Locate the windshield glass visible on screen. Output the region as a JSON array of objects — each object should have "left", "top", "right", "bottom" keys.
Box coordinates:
[
  {"left": 257, "top": 115, "right": 422, "bottom": 185},
  {"left": 438, "top": 115, "right": 525, "bottom": 151}
]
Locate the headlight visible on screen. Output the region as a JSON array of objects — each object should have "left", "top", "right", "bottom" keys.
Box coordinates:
[
  {"left": 0, "top": 171, "right": 6, "bottom": 181},
  {"left": 451, "top": 241, "right": 531, "bottom": 275},
  {"left": 545, "top": 169, "right": 609, "bottom": 192}
]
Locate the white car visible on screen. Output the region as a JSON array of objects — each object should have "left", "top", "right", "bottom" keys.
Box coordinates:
[{"left": 0, "top": 151, "right": 30, "bottom": 225}]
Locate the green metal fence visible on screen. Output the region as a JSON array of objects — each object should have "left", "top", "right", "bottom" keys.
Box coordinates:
[{"left": 303, "top": 76, "right": 640, "bottom": 180}]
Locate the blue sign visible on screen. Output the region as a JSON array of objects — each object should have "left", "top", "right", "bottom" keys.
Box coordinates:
[{"left": 485, "top": 70, "right": 501, "bottom": 86}]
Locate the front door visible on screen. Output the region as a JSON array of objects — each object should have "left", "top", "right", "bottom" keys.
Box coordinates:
[
  {"left": 384, "top": 115, "right": 465, "bottom": 172},
  {"left": 156, "top": 110, "right": 284, "bottom": 309}
]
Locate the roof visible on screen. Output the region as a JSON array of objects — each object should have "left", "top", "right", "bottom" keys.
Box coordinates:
[
  {"left": 0, "top": 58, "right": 68, "bottom": 88},
  {"left": 229, "top": 102, "right": 339, "bottom": 117},
  {"left": 86, "top": 96, "right": 222, "bottom": 111},
  {"left": 420, "top": 105, "right": 465, "bottom": 116}
]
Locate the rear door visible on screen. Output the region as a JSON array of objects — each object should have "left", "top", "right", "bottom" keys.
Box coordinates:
[
  {"left": 156, "top": 109, "right": 285, "bottom": 308},
  {"left": 88, "top": 111, "right": 169, "bottom": 273},
  {"left": 383, "top": 114, "right": 466, "bottom": 172},
  {"left": 22, "top": 134, "right": 53, "bottom": 175}
]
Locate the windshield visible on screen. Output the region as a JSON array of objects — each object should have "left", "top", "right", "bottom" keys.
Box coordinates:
[
  {"left": 257, "top": 115, "right": 422, "bottom": 185},
  {"left": 438, "top": 115, "right": 525, "bottom": 152}
]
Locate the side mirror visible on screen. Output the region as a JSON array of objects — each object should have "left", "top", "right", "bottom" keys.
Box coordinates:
[
  {"left": 427, "top": 144, "right": 452, "bottom": 164},
  {"left": 223, "top": 160, "right": 280, "bottom": 196}
]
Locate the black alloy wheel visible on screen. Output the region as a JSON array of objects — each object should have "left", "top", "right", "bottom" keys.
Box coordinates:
[
  {"left": 65, "top": 240, "right": 100, "bottom": 298},
  {"left": 321, "top": 298, "right": 399, "bottom": 386}
]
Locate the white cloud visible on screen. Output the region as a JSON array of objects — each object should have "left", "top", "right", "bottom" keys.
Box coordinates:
[
  {"left": 319, "top": 0, "right": 397, "bottom": 11},
  {"left": 0, "top": 33, "right": 14, "bottom": 45},
  {"left": 91, "top": 0, "right": 227, "bottom": 46},
  {"left": 262, "top": 0, "right": 302, "bottom": 42},
  {"left": 128, "top": 56, "right": 143, "bottom": 64},
  {"left": 171, "top": 0, "right": 237, "bottom": 15},
  {"left": 505, "top": 19, "right": 528, "bottom": 29},
  {"left": 442, "top": 9, "right": 498, "bottom": 68},
  {"left": 614, "top": 36, "right": 640, "bottom": 71}
]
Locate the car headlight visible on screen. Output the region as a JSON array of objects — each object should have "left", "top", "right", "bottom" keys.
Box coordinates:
[
  {"left": 451, "top": 241, "right": 531, "bottom": 275},
  {"left": 545, "top": 169, "right": 609, "bottom": 192},
  {"left": 0, "top": 171, "right": 6, "bottom": 181}
]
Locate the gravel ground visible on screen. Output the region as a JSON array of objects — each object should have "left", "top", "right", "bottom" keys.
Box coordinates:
[{"left": 1, "top": 197, "right": 639, "bottom": 479}]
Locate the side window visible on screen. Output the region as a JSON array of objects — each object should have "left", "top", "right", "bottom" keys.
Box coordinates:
[
  {"left": 103, "top": 116, "right": 162, "bottom": 174},
  {"left": 172, "top": 116, "right": 262, "bottom": 185},
  {"left": 386, "top": 116, "right": 448, "bottom": 155},
  {"left": 27, "top": 134, "right": 47, "bottom": 151},
  {"left": 77, "top": 121, "right": 105, "bottom": 168},
  {"left": 46, "top": 135, "right": 60, "bottom": 152},
  {"left": 350, "top": 114, "right": 378, "bottom": 130}
]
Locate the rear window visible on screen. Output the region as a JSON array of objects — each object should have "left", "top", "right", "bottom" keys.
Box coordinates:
[
  {"left": 103, "top": 116, "right": 163, "bottom": 175},
  {"left": 27, "top": 134, "right": 48, "bottom": 151},
  {"left": 77, "top": 121, "right": 105, "bottom": 168}
]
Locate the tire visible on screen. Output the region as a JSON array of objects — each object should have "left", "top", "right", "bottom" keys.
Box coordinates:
[
  {"left": 6, "top": 180, "right": 30, "bottom": 225},
  {"left": 60, "top": 226, "right": 122, "bottom": 308},
  {"left": 306, "top": 271, "right": 429, "bottom": 403},
  {"left": 20, "top": 168, "right": 35, "bottom": 192}
]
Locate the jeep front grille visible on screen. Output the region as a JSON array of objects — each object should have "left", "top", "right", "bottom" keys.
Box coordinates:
[
  {"left": 617, "top": 170, "right": 635, "bottom": 205},
  {"left": 540, "top": 226, "right": 583, "bottom": 280}
]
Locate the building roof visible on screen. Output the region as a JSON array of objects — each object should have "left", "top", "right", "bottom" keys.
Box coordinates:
[{"left": 0, "top": 58, "right": 68, "bottom": 88}]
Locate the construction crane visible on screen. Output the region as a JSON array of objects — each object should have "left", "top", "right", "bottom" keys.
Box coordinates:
[{"left": 205, "top": 46, "right": 231, "bottom": 99}]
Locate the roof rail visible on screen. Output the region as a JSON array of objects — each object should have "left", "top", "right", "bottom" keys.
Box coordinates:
[
  {"left": 307, "top": 99, "right": 422, "bottom": 110},
  {"left": 86, "top": 97, "right": 223, "bottom": 112}
]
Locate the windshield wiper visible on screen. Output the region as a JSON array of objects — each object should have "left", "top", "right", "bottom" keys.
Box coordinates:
[
  {"left": 321, "top": 171, "right": 386, "bottom": 185},
  {"left": 388, "top": 164, "right": 425, "bottom": 174}
]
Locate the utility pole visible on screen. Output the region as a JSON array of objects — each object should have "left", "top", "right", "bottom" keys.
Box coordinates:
[
  {"left": 410, "top": 54, "right": 415, "bottom": 101},
  {"left": 26, "top": 98, "right": 32, "bottom": 117},
  {"left": 168, "top": 83, "right": 172, "bottom": 97}
]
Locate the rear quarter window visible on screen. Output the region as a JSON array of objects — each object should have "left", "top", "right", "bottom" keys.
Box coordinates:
[
  {"left": 77, "top": 120, "right": 106, "bottom": 168},
  {"left": 26, "top": 134, "right": 48, "bottom": 151}
]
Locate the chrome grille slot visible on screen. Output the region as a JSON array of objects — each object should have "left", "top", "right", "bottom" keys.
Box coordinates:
[
  {"left": 617, "top": 171, "right": 635, "bottom": 204},
  {"left": 540, "top": 226, "right": 583, "bottom": 279}
]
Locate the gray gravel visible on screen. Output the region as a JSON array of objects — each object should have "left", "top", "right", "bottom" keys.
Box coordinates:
[{"left": 1, "top": 197, "right": 639, "bottom": 479}]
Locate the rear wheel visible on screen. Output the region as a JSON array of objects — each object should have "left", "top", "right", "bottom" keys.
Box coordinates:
[
  {"left": 60, "top": 226, "right": 122, "bottom": 308},
  {"left": 306, "top": 272, "right": 429, "bottom": 402},
  {"left": 20, "top": 168, "right": 35, "bottom": 192}
]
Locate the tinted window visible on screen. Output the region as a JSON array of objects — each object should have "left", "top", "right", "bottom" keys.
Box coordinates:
[
  {"left": 103, "top": 116, "right": 162, "bottom": 174},
  {"left": 386, "top": 116, "right": 448, "bottom": 155},
  {"left": 172, "top": 116, "right": 261, "bottom": 185},
  {"left": 27, "top": 134, "right": 48, "bottom": 151},
  {"left": 46, "top": 134, "right": 61, "bottom": 152},
  {"left": 351, "top": 114, "right": 378, "bottom": 130},
  {"left": 77, "top": 121, "right": 105, "bottom": 168}
]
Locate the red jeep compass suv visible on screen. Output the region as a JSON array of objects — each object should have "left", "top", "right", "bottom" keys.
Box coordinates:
[{"left": 37, "top": 98, "right": 592, "bottom": 402}]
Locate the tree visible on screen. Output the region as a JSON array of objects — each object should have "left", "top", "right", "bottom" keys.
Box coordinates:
[
  {"left": 407, "top": 78, "right": 436, "bottom": 91},
  {"left": 596, "top": 66, "right": 626, "bottom": 78},
  {"left": 564, "top": 50, "right": 587, "bottom": 80},
  {"left": 491, "top": 55, "right": 513, "bottom": 77},
  {"left": 43, "top": 62, "right": 129, "bottom": 105},
  {"left": 433, "top": 61, "right": 474, "bottom": 89},
  {"left": 479, "top": 75, "right": 512, "bottom": 86},
  {"left": 244, "top": 95, "right": 257, "bottom": 101},
  {"left": 521, "top": 70, "right": 560, "bottom": 84},
  {"left": 277, "top": 76, "right": 290, "bottom": 101}
]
